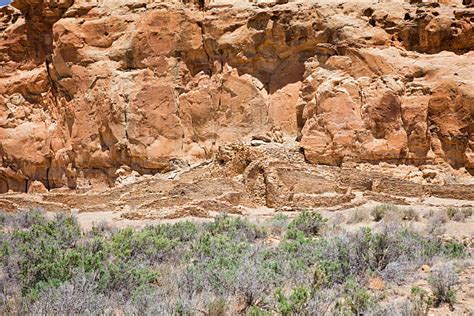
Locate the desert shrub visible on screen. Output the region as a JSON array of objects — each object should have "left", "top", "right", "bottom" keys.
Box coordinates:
[
  {"left": 335, "top": 278, "right": 373, "bottom": 315},
  {"left": 425, "top": 210, "right": 448, "bottom": 223},
  {"left": 267, "top": 282, "right": 337, "bottom": 315},
  {"left": 402, "top": 208, "right": 419, "bottom": 221},
  {"left": 206, "top": 214, "right": 265, "bottom": 241},
  {"left": 370, "top": 204, "right": 398, "bottom": 222},
  {"left": 192, "top": 231, "right": 249, "bottom": 261},
  {"left": 314, "top": 223, "right": 464, "bottom": 285},
  {"left": 428, "top": 263, "right": 458, "bottom": 310},
  {"left": 0, "top": 212, "right": 5, "bottom": 226},
  {"left": 409, "top": 286, "right": 432, "bottom": 316},
  {"left": 347, "top": 208, "right": 370, "bottom": 224},
  {"left": 95, "top": 261, "right": 158, "bottom": 295},
  {"left": 184, "top": 232, "right": 277, "bottom": 303},
  {"left": 328, "top": 213, "right": 347, "bottom": 233},
  {"left": 367, "top": 226, "right": 406, "bottom": 271},
  {"left": 0, "top": 210, "right": 469, "bottom": 315},
  {"left": 305, "top": 287, "right": 339, "bottom": 315},
  {"left": 118, "top": 288, "right": 176, "bottom": 315},
  {"left": 249, "top": 305, "right": 272, "bottom": 316},
  {"left": 5, "top": 214, "right": 86, "bottom": 296},
  {"left": 462, "top": 207, "right": 473, "bottom": 218},
  {"left": 445, "top": 207, "right": 458, "bottom": 220},
  {"left": 286, "top": 210, "right": 327, "bottom": 239},
  {"left": 445, "top": 207, "right": 472, "bottom": 221},
  {"left": 268, "top": 213, "right": 289, "bottom": 235},
  {"left": 87, "top": 221, "right": 113, "bottom": 238},
  {"left": 275, "top": 286, "right": 311, "bottom": 315},
  {"left": 316, "top": 227, "right": 383, "bottom": 283},
  {"left": 152, "top": 221, "right": 198, "bottom": 242},
  {"left": 2, "top": 209, "right": 47, "bottom": 229},
  {"left": 316, "top": 235, "right": 351, "bottom": 284},
  {"left": 380, "top": 261, "right": 412, "bottom": 284},
  {"left": 276, "top": 240, "right": 319, "bottom": 286},
  {"left": 232, "top": 250, "right": 282, "bottom": 308},
  {"left": 108, "top": 227, "right": 178, "bottom": 262},
  {"left": 369, "top": 297, "right": 414, "bottom": 316},
  {"left": 29, "top": 273, "right": 106, "bottom": 315},
  {"left": 107, "top": 221, "right": 199, "bottom": 263},
  {"left": 451, "top": 212, "right": 465, "bottom": 222},
  {"left": 425, "top": 211, "right": 447, "bottom": 236},
  {"left": 272, "top": 213, "right": 290, "bottom": 222},
  {"left": 205, "top": 298, "right": 228, "bottom": 315},
  {"left": 445, "top": 207, "right": 472, "bottom": 222},
  {"left": 1, "top": 211, "right": 161, "bottom": 309}
]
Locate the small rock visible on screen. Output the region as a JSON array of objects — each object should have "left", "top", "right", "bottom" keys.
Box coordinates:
[
  {"left": 420, "top": 264, "right": 431, "bottom": 273},
  {"left": 115, "top": 165, "right": 131, "bottom": 177},
  {"left": 252, "top": 134, "right": 272, "bottom": 143},
  {"left": 422, "top": 168, "right": 438, "bottom": 179},
  {"left": 441, "top": 234, "right": 454, "bottom": 243},
  {"left": 278, "top": 206, "right": 297, "bottom": 212},
  {"left": 272, "top": 130, "right": 284, "bottom": 143},
  {"left": 250, "top": 140, "right": 267, "bottom": 147},
  {"left": 27, "top": 181, "right": 48, "bottom": 194}
]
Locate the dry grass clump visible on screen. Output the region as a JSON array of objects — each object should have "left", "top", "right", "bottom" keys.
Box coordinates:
[
  {"left": 445, "top": 207, "right": 473, "bottom": 222},
  {"left": 267, "top": 213, "right": 290, "bottom": 235},
  {"left": 424, "top": 209, "right": 449, "bottom": 223},
  {"left": 401, "top": 208, "right": 419, "bottom": 221},
  {"left": 369, "top": 205, "right": 420, "bottom": 224},
  {"left": 370, "top": 204, "right": 399, "bottom": 222},
  {"left": 429, "top": 263, "right": 458, "bottom": 310},
  {"left": 347, "top": 208, "right": 370, "bottom": 224},
  {"left": 424, "top": 210, "right": 448, "bottom": 236}
]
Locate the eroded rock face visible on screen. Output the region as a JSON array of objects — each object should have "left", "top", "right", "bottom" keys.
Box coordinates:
[{"left": 0, "top": 0, "right": 473, "bottom": 192}]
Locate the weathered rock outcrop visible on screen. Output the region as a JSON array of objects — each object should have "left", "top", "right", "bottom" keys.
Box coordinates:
[{"left": 0, "top": 0, "right": 473, "bottom": 192}]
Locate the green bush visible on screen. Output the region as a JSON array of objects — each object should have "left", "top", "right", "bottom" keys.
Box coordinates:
[
  {"left": 249, "top": 305, "right": 272, "bottom": 316},
  {"left": 410, "top": 286, "right": 432, "bottom": 316},
  {"left": 371, "top": 204, "right": 398, "bottom": 222},
  {"left": 286, "top": 211, "right": 327, "bottom": 239},
  {"left": 275, "top": 286, "right": 311, "bottom": 315},
  {"left": 186, "top": 233, "right": 254, "bottom": 294},
  {"left": 446, "top": 207, "right": 473, "bottom": 222},
  {"left": 462, "top": 208, "right": 473, "bottom": 218},
  {"left": 445, "top": 207, "right": 458, "bottom": 220},
  {"left": 207, "top": 214, "right": 265, "bottom": 241},
  {"left": 8, "top": 214, "right": 85, "bottom": 296},
  {"left": 316, "top": 236, "right": 351, "bottom": 284},
  {"left": 441, "top": 241, "right": 467, "bottom": 258},
  {"left": 335, "top": 278, "right": 373, "bottom": 315},
  {"left": 1, "top": 212, "right": 162, "bottom": 304},
  {"left": 108, "top": 227, "right": 178, "bottom": 261}
]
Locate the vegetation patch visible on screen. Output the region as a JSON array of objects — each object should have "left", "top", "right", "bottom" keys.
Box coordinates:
[{"left": 0, "top": 210, "right": 469, "bottom": 314}]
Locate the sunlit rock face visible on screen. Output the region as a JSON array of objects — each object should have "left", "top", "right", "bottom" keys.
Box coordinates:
[{"left": 0, "top": 0, "right": 473, "bottom": 192}]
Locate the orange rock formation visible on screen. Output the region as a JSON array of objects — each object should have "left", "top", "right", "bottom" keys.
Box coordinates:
[{"left": 0, "top": 0, "right": 473, "bottom": 192}]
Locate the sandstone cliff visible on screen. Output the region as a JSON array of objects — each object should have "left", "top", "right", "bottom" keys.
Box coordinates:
[{"left": 0, "top": 0, "right": 473, "bottom": 193}]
